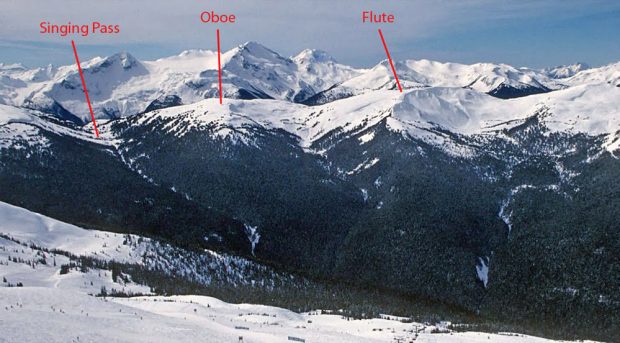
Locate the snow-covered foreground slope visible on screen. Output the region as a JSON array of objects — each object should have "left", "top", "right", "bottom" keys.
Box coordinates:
[
  {"left": 1, "top": 288, "right": 597, "bottom": 343},
  {"left": 0, "top": 200, "right": 296, "bottom": 293},
  {"left": 0, "top": 201, "right": 600, "bottom": 342}
]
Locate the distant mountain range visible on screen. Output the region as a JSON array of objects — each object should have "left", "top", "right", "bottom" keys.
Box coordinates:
[{"left": 1, "top": 42, "right": 619, "bottom": 341}]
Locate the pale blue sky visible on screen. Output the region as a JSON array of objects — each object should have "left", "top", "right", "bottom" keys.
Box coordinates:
[{"left": 1, "top": 0, "right": 618, "bottom": 69}]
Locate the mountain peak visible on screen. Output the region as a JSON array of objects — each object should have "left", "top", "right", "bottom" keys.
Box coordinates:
[
  {"left": 218, "top": 41, "right": 287, "bottom": 66},
  {"left": 293, "top": 49, "right": 336, "bottom": 64},
  {"left": 219, "top": 41, "right": 291, "bottom": 70},
  {"left": 239, "top": 41, "right": 267, "bottom": 49},
  {"left": 113, "top": 52, "right": 139, "bottom": 69},
  {"left": 237, "top": 41, "right": 279, "bottom": 56},
  {"left": 177, "top": 49, "right": 210, "bottom": 57},
  {"left": 94, "top": 52, "right": 140, "bottom": 70}
]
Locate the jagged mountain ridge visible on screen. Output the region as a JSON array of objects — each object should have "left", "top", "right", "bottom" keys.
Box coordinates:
[
  {"left": 3, "top": 42, "right": 615, "bottom": 124},
  {"left": 0, "top": 42, "right": 361, "bottom": 123}
]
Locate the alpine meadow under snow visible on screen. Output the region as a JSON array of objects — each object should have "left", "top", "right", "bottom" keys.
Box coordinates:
[{"left": 1, "top": 41, "right": 619, "bottom": 342}]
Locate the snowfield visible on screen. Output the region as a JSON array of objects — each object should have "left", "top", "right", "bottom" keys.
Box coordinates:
[
  {"left": 99, "top": 80, "right": 619, "bottom": 155},
  {"left": 1, "top": 287, "right": 598, "bottom": 343},
  {"left": 1, "top": 44, "right": 619, "bottom": 159},
  {"left": 0, "top": 201, "right": 600, "bottom": 342}
]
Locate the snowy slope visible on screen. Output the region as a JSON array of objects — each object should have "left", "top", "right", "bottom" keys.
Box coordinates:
[
  {"left": 0, "top": 103, "right": 111, "bottom": 150},
  {"left": 0, "top": 200, "right": 295, "bottom": 292},
  {"left": 401, "top": 59, "right": 559, "bottom": 93},
  {"left": 0, "top": 42, "right": 361, "bottom": 122},
  {"left": 4, "top": 43, "right": 602, "bottom": 125},
  {"left": 2, "top": 71, "right": 618, "bottom": 160},
  {"left": 2, "top": 287, "right": 595, "bottom": 343},
  {"left": 305, "top": 58, "right": 561, "bottom": 104},
  {"left": 113, "top": 81, "right": 620, "bottom": 154},
  {"left": 541, "top": 63, "right": 590, "bottom": 79},
  {"left": 0, "top": 200, "right": 597, "bottom": 342},
  {"left": 0, "top": 199, "right": 144, "bottom": 263},
  {"left": 563, "top": 61, "right": 620, "bottom": 87}
]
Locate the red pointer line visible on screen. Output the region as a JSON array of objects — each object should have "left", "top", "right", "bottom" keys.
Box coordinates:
[
  {"left": 71, "top": 40, "right": 100, "bottom": 137},
  {"left": 216, "top": 29, "right": 223, "bottom": 105},
  {"left": 378, "top": 29, "right": 403, "bottom": 93}
]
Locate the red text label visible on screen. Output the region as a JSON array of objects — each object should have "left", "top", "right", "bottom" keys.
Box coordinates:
[
  {"left": 362, "top": 11, "right": 395, "bottom": 23},
  {"left": 200, "top": 11, "right": 236, "bottom": 23},
  {"left": 40, "top": 21, "right": 120, "bottom": 37}
]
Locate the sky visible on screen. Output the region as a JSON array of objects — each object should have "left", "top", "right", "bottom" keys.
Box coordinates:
[{"left": 0, "top": 0, "right": 619, "bottom": 69}]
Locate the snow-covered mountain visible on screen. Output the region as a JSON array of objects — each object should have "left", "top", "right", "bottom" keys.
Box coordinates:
[
  {"left": 1, "top": 44, "right": 619, "bottom": 341},
  {"left": 0, "top": 42, "right": 361, "bottom": 123},
  {"left": 91, "top": 80, "right": 618, "bottom": 156},
  {"left": 4, "top": 42, "right": 615, "bottom": 124},
  {"left": 5, "top": 79, "right": 616, "bottom": 159},
  {"left": 304, "top": 58, "right": 563, "bottom": 105},
  {"left": 563, "top": 61, "right": 620, "bottom": 87},
  {"left": 541, "top": 62, "right": 590, "bottom": 79}
]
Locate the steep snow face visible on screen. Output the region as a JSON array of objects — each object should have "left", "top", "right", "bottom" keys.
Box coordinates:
[
  {"left": 206, "top": 41, "right": 300, "bottom": 100},
  {"left": 209, "top": 42, "right": 361, "bottom": 102},
  {"left": 292, "top": 48, "right": 362, "bottom": 99},
  {"left": 45, "top": 52, "right": 149, "bottom": 121}
]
